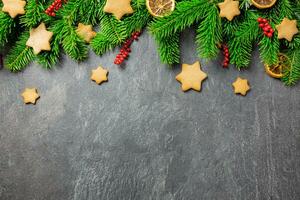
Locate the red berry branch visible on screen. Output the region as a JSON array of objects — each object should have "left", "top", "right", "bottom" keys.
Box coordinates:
[
  {"left": 257, "top": 17, "right": 274, "bottom": 38},
  {"left": 45, "top": 0, "right": 67, "bottom": 17},
  {"left": 222, "top": 44, "right": 230, "bottom": 68},
  {"left": 114, "top": 31, "right": 142, "bottom": 65}
]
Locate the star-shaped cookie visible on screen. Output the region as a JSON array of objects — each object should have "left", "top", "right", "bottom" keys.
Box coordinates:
[
  {"left": 218, "top": 0, "right": 240, "bottom": 21},
  {"left": 176, "top": 61, "right": 208, "bottom": 92},
  {"left": 276, "top": 18, "right": 299, "bottom": 42},
  {"left": 103, "top": 0, "right": 134, "bottom": 20},
  {"left": 232, "top": 77, "right": 250, "bottom": 96},
  {"left": 26, "top": 23, "right": 53, "bottom": 55},
  {"left": 76, "top": 23, "right": 97, "bottom": 43},
  {"left": 91, "top": 66, "right": 109, "bottom": 85},
  {"left": 2, "top": 0, "right": 26, "bottom": 18},
  {"left": 21, "top": 88, "right": 40, "bottom": 104}
]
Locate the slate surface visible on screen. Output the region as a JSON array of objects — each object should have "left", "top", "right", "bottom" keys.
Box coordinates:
[{"left": 0, "top": 29, "right": 299, "bottom": 200}]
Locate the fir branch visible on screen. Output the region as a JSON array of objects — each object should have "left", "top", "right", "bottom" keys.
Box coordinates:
[
  {"left": 0, "top": 11, "right": 16, "bottom": 47},
  {"left": 91, "top": 0, "right": 150, "bottom": 56},
  {"left": 4, "top": 32, "right": 35, "bottom": 72},
  {"left": 282, "top": 49, "right": 300, "bottom": 86},
  {"left": 20, "top": 0, "right": 51, "bottom": 28},
  {"left": 62, "top": 26, "right": 87, "bottom": 61},
  {"left": 196, "top": 4, "right": 222, "bottom": 59},
  {"left": 149, "top": 0, "right": 209, "bottom": 40},
  {"left": 57, "top": 0, "right": 89, "bottom": 61},
  {"left": 258, "top": 22, "right": 279, "bottom": 66},
  {"left": 77, "top": 0, "right": 105, "bottom": 25},
  {"left": 228, "top": 12, "right": 260, "bottom": 68},
  {"left": 156, "top": 32, "right": 180, "bottom": 65},
  {"left": 91, "top": 15, "right": 128, "bottom": 55}
]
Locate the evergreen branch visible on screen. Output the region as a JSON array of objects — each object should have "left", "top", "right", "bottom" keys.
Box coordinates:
[
  {"left": 0, "top": 11, "right": 16, "bottom": 47},
  {"left": 228, "top": 12, "right": 260, "bottom": 69},
  {"left": 57, "top": 0, "right": 89, "bottom": 61},
  {"left": 77, "top": 0, "right": 105, "bottom": 25},
  {"left": 258, "top": 23, "right": 279, "bottom": 66},
  {"left": 156, "top": 32, "right": 180, "bottom": 65},
  {"left": 91, "top": 0, "right": 150, "bottom": 56},
  {"left": 282, "top": 49, "right": 300, "bottom": 86},
  {"left": 62, "top": 26, "right": 88, "bottom": 61},
  {"left": 4, "top": 32, "right": 35, "bottom": 72},
  {"left": 91, "top": 15, "right": 128, "bottom": 55},
  {"left": 196, "top": 4, "right": 222, "bottom": 59},
  {"left": 149, "top": 0, "right": 209, "bottom": 39},
  {"left": 20, "top": 0, "right": 51, "bottom": 28}
]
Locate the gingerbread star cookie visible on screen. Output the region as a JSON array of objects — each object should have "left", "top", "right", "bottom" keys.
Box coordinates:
[
  {"left": 21, "top": 88, "right": 40, "bottom": 104},
  {"left": 2, "top": 0, "right": 26, "bottom": 18},
  {"left": 176, "top": 61, "right": 208, "bottom": 92},
  {"left": 218, "top": 0, "right": 240, "bottom": 21},
  {"left": 91, "top": 66, "right": 109, "bottom": 85},
  {"left": 276, "top": 18, "right": 299, "bottom": 42},
  {"left": 76, "top": 23, "right": 97, "bottom": 43},
  {"left": 103, "top": 0, "right": 134, "bottom": 20},
  {"left": 232, "top": 77, "right": 250, "bottom": 96},
  {"left": 26, "top": 23, "right": 53, "bottom": 55}
]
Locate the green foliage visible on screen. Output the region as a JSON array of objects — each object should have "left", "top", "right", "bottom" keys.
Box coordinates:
[
  {"left": 196, "top": 4, "right": 222, "bottom": 59},
  {"left": 91, "top": 0, "right": 150, "bottom": 55},
  {"left": 156, "top": 32, "right": 180, "bottom": 65},
  {"left": 228, "top": 12, "right": 260, "bottom": 69},
  {"left": 282, "top": 50, "right": 300, "bottom": 86},
  {"left": 91, "top": 15, "right": 128, "bottom": 55},
  {"left": 149, "top": 0, "right": 209, "bottom": 39},
  {"left": 0, "top": 12, "right": 15, "bottom": 47},
  {"left": 4, "top": 32, "right": 34, "bottom": 72},
  {"left": 258, "top": 22, "right": 279, "bottom": 66},
  {"left": 20, "top": 0, "right": 51, "bottom": 28}
]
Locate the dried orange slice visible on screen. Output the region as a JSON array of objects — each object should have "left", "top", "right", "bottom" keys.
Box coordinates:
[
  {"left": 146, "top": 0, "right": 175, "bottom": 17},
  {"left": 251, "top": 0, "right": 277, "bottom": 9},
  {"left": 265, "top": 53, "right": 290, "bottom": 79}
]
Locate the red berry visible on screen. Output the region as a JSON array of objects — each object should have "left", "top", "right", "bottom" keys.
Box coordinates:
[
  {"left": 267, "top": 33, "right": 273, "bottom": 38},
  {"left": 257, "top": 17, "right": 263, "bottom": 23},
  {"left": 262, "top": 19, "right": 268, "bottom": 23}
]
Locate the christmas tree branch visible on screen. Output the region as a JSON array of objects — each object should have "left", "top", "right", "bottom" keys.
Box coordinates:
[
  {"left": 4, "top": 32, "right": 35, "bottom": 72},
  {"left": 0, "top": 11, "right": 15, "bottom": 47},
  {"left": 258, "top": 21, "right": 279, "bottom": 66},
  {"left": 149, "top": 0, "right": 209, "bottom": 40},
  {"left": 20, "top": 0, "right": 51, "bottom": 28},
  {"left": 196, "top": 4, "right": 222, "bottom": 59},
  {"left": 228, "top": 12, "right": 260, "bottom": 69},
  {"left": 91, "top": 0, "right": 150, "bottom": 56},
  {"left": 283, "top": 49, "right": 300, "bottom": 86},
  {"left": 156, "top": 32, "right": 180, "bottom": 65}
]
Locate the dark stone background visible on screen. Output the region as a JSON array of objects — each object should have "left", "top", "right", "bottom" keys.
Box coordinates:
[{"left": 0, "top": 29, "right": 299, "bottom": 200}]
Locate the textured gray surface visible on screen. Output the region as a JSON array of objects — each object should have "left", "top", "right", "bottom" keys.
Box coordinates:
[{"left": 0, "top": 29, "right": 300, "bottom": 200}]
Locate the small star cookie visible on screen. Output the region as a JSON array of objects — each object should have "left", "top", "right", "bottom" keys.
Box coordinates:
[
  {"left": 21, "top": 88, "right": 40, "bottom": 104},
  {"left": 26, "top": 23, "right": 53, "bottom": 55},
  {"left": 91, "top": 66, "right": 109, "bottom": 85},
  {"left": 232, "top": 77, "right": 250, "bottom": 96},
  {"left": 218, "top": 0, "right": 240, "bottom": 21},
  {"left": 2, "top": 0, "right": 26, "bottom": 18},
  {"left": 76, "top": 23, "right": 97, "bottom": 43},
  {"left": 276, "top": 18, "right": 299, "bottom": 42},
  {"left": 176, "top": 61, "right": 208, "bottom": 92},
  {"left": 103, "top": 0, "right": 134, "bottom": 20}
]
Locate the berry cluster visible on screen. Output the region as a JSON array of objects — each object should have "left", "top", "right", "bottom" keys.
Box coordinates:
[
  {"left": 257, "top": 17, "right": 274, "bottom": 38},
  {"left": 222, "top": 44, "right": 230, "bottom": 68},
  {"left": 45, "top": 0, "right": 67, "bottom": 17},
  {"left": 114, "top": 31, "right": 142, "bottom": 65}
]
